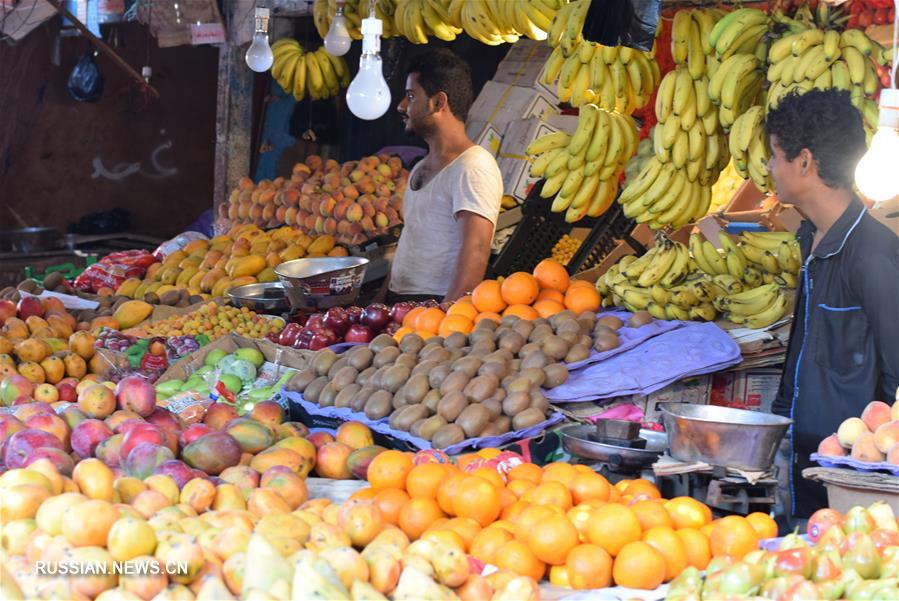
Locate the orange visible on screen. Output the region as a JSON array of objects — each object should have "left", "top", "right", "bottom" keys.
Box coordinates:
[
  {"left": 471, "top": 280, "right": 507, "bottom": 314},
  {"left": 502, "top": 304, "right": 539, "bottom": 320},
  {"left": 470, "top": 526, "right": 515, "bottom": 565},
  {"left": 533, "top": 259, "right": 569, "bottom": 293},
  {"left": 709, "top": 515, "right": 759, "bottom": 560},
  {"left": 373, "top": 487, "right": 409, "bottom": 526},
  {"left": 548, "top": 565, "right": 571, "bottom": 588},
  {"left": 541, "top": 462, "right": 578, "bottom": 488},
  {"left": 642, "top": 526, "right": 689, "bottom": 582},
  {"left": 470, "top": 467, "right": 505, "bottom": 489},
  {"left": 443, "top": 517, "right": 482, "bottom": 550},
  {"left": 536, "top": 288, "right": 565, "bottom": 303},
  {"left": 402, "top": 307, "right": 426, "bottom": 329},
  {"left": 746, "top": 512, "right": 778, "bottom": 540},
  {"left": 567, "top": 279, "right": 594, "bottom": 290},
  {"left": 455, "top": 453, "right": 481, "bottom": 472},
  {"left": 527, "top": 514, "right": 579, "bottom": 565},
  {"left": 587, "top": 504, "right": 642, "bottom": 557},
  {"left": 523, "top": 481, "right": 572, "bottom": 510},
  {"left": 447, "top": 301, "right": 478, "bottom": 320},
  {"left": 566, "top": 504, "right": 595, "bottom": 542},
  {"left": 624, "top": 479, "right": 661, "bottom": 500},
  {"left": 416, "top": 307, "right": 446, "bottom": 334},
  {"left": 397, "top": 497, "right": 446, "bottom": 540},
  {"left": 612, "top": 541, "right": 667, "bottom": 590},
  {"left": 566, "top": 543, "right": 613, "bottom": 590},
  {"left": 664, "top": 496, "right": 713, "bottom": 530},
  {"left": 501, "top": 499, "right": 532, "bottom": 522},
  {"left": 405, "top": 464, "right": 449, "bottom": 499},
  {"left": 498, "top": 487, "right": 517, "bottom": 512},
  {"left": 494, "top": 540, "right": 546, "bottom": 581},
  {"left": 701, "top": 522, "right": 716, "bottom": 539},
  {"left": 507, "top": 479, "right": 536, "bottom": 499},
  {"left": 438, "top": 314, "right": 474, "bottom": 337},
  {"left": 349, "top": 487, "right": 376, "bottom": 500},
  {"left": 473, "top": 312, "right": 501, "bottom": 324},
  {"left": 421, "top": 528, "right": 466, "bottom": 552},
  {"left": 436, "top": 472, "right": 467, "bottom": 515},
  {"left": 676, "top": 527, "right": 711, "bottom": 570},
  {"left": 453, "top": 476, "right": 501, "bottom": 527},
  {"left": 507, "top": 463, "right": 543, "bottom": 484},
  {"left": 512, "top": 505, "right": 555, "bottom": 540},
  {"left": 393, "top": 326, "right": 414, "bottom": 342},
  {"left": 564, "top": 286, "right": 601, "bottom": 314},
  {"left": 500, "top": 272, "right": 539, "bottom": 305},
  {"left": 476, "top": 449, "right": 502, "bottom": 460},
  {"left": 570, "top": 472, "right": 611, "bottom": 504},
  {"left": 631, "top": 499, "right": 674, "bottom": 531},
  {"left": 532, "top": 299, "right": 566, "bottom": 319},
  {"left": 367, "top": 450, "right": 414, "bottom": 492}
]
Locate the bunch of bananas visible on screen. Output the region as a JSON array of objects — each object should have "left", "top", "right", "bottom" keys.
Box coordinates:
[
  {"left": 541, "top": 41, "right": 660, "bottom": 111},
  {"left": 595, "top": 236, "right": 719, "bottom": 321},
  {"left": 394, "top": 0, "right": 462, "bottom": 43},
  {"left": 448, "top": 0, "right": 565, "bottom": 44},
  {"left": 551, "top": 235, "right": 582, "bottom": 265},
  {"left": 709, "top": 158, "right": 744, "bottom": 214},
  {"left": 272, "top": 40, "right": 349, "bottom": 101},
  {"left": 689, "top": 230, "right": 800, "bottom": 289},
  {"left": 313, "top": 0, "right": 400, "bottom": 40},
  {"left": 527, "top": 104, "right": 639, "bottom": 223},
  {"left": 546, "top": 0, "right": 589, "bottom": 56},
  {"left": 728, "top": 106, "right": 772, "bottom": 192},
  {"left": 714, "top": 282, "right": 790, "bottom": 329}
]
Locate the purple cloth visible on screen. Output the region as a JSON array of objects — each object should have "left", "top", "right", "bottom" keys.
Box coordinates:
[
  {"left": 279, "top": 389, "right": 564, "bottom": 454},
  {"left": 566, "top": 310, "right": 685, "bottom": 371},
  {"left": 811, "top": 453, "right": 899, "bottom": 476},
  {"left": 546, "top": 322, "right": 741, "bottom": 403},
  {"left": 377, "top": 145, "right": 427, "bottom": 167}
]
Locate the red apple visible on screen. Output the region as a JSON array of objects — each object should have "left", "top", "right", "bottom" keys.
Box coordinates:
[
  {"left": 305, "top": 314, "right": 325, "bottom": 332},
  {"left": 346, "top": 306, "right": 364, "bottom": 324},
  {"left": 309, "top": 329, "right": 339, "bottom": 351},
  {"left": 278, "top": 322, "right": 303, "bottom": 347},
  {"left": 323, "top": 307, "right": 350, "bottom": 337},
  {"left": 361, "top": 304, "right": 390, "bottom": 331},
  {"left": 345, "top": 324, "right": 374, "bottom": 343},
  {"left": 16, "top": 296, "right": 44, "bottom": 320},
  {"left": 389, "top": 302, "right": 414, "bottom": 325}
]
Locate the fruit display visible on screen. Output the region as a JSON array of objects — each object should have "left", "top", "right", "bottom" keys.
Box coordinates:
[
  {"left": 668, "top": 502, "right": 899, "bottom": 600},
  {"left": 271, "top": 39, "right": 350, "bottom": 101},
  {"left": 818, "top": 398, "right": 899, "bottom": 465},
  {"left": 847, "top": 0, "right": 897, "bottom": 29},
  {"left": 527, "top": 105, "right": 639, "bottom": 223},
  {"left": 219, "top": 155, "right": 407, "bottom": 246},
  {"left": 550, "top": 235, "right": 582, "bottom": 265},
  {"left": 692, "top": 230, "right": 801, "bottom": 289},
  {"left": 278, "top": 303, "right": 410, "bottom": 350},
  {"left": 129, "top": 302, "right": 285, "bottom": 341},
  {"left": 709, "top": 158, "right": 746, "bottom": 213},
  {"left": 292, "top": 309, "right": 590, "bottom": 448},
  {"left": 94, "top": 332, "right": 209, "bottom": 384}
]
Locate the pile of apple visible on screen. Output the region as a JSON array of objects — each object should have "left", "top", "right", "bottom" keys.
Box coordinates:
[
  {"left": 818, "top": 398, "right": 899, "bottom": 465},
  {"left": 276, "top": 302, "right": 430, "bottom": 350},
  {"left": 668, "top": 502, "right": 899, "bottom": 600}
]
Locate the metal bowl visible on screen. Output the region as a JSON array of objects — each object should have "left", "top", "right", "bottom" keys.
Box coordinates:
[
  {"left": 0, "top": 227, "right": 62, "bottom": 253},
  {"left": 275, "top": 257, "right": 369, "bottom": 310},
  {"left": 227, "top": 282, "right": 291, "bottom": 314},
  {"left": 660, "top": 403, "right": 792, "bottom": 471},
  {"left": 560, "top": 424, "right": 667, "bottom": 471}
]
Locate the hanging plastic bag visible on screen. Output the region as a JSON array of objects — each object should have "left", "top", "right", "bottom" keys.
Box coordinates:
[{"left": 68, "top": 49, "right": 105, "bottom": 102}]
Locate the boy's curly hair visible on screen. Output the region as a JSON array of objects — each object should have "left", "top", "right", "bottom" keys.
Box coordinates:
[{"left": 765, "top": 89, "right": 867, "bottom": 189}]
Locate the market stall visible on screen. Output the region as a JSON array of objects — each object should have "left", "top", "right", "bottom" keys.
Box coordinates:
[{"left": 0, "top": 0, "right": 897, "bottom": 598}]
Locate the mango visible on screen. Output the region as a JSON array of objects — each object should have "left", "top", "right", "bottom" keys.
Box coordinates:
[
  {"left": 201, "top": 268, "right": 226, "bottom": 293},
  {"left": 182, "top": 432, "right": 242, "bottom": 475},
  {"left": 307, "top": 235, "right": 335, "bottom": 255},
  {"left": 188, "top": 270, "right": 208, "bottom": 290},
  {"left": 112, "top": 301, "right": 154, "bottom": 329},
  {"left": 279, "top": 245, "right": 305, "bottom": 261},
  {"left": 116, "top": 278, "right": 142, "bottom": 298},
  {"left": 346, "top": 445, "right": 387, "bottom": 481},
  {"left": 229, "top": 255, "right": 266, "bottom": 279},
  {"left": 257, "top": 268, "right": 278, "bottom": 283},
  {"left": 225, "top": 418, "right": 275, "bottom": 454},
  {"left": 211, "top": 277, "right": 233, "bottom": 299}
]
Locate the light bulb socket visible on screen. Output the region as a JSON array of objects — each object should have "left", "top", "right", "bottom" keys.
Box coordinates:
[
  {"left": 361, "top": 16, "right": 382, "bottom": 54},
  {"left": 877, "top": 88, "right": 899, "bottom": 130},
  {"left": 253, "top": 7, "right": 270, "bottom": 34}
]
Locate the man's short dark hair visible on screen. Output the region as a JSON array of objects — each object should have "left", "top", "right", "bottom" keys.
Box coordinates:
[
  {"left": 765, "top": 89, "right": 867, "bottom": 189},
  {"left": 407, "top": 48, "right": 474, "bottom": 122}
]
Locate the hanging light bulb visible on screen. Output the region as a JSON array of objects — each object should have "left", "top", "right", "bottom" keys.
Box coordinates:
[
  {"left": 346, "top": 14, "right": 391, "bottom": 120},
  {"left": 324, "top": 0, "right": 352, "bottom": 56},
  {"left": 855, "top": 88, "right": 899, "bottom": 202},
  {"left": 245, "top": 7, "right": 274, "bottom": 72}
]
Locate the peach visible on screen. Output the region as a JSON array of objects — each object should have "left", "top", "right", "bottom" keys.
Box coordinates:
[
  {"left": 874, "top": 420, "right": 899, "bottom": 454},
  {"left": 851, "top": 432, "right": 885, "bottom": 463},
  {"left": 817, "top": 434, "right": 846, "bottom": 457},
  {"left": 837, "top": 417, "right": 869, "bottom": 447},
  {"left": 862, "top": 401, "right": 892, "bottom": 432},
  {"left": 319, "top": 197, "right": 337, "bottom": 217},
  {"left": 888, "top": 443, "right": 899, "bottom": 466}
]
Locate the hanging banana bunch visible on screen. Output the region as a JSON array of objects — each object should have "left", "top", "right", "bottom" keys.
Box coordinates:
[{"left": 272, "top": 39, "right": 350, "bottom": 101}]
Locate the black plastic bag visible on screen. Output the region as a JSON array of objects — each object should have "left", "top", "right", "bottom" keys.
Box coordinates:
[
  {"left": 68, "top": 50, "right": 105, "bottom": 102},
  {"left": 583, "top": 0, "right": 661, "bottom": 52}
]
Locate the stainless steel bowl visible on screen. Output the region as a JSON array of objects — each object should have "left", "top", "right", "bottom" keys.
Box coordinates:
[
  {"left": 0, "top": 227, "right": 62, "bottom": 253},
  {"left": 660, "top": 403, "right": 792, "bottom": 471},
  {"left": 227, "top": 282, "right": 291, "bottom": 314},
  {"left": 275, "top": 257, "right": 369, "bottom": 310},
  {"left": 560, "top": 424, "right": 667, "bottom": 471}
]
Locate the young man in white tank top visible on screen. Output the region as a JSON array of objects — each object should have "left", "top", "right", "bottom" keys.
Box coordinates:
[{"left": 380, "top": 48, "right": 503, "bottom": 303}]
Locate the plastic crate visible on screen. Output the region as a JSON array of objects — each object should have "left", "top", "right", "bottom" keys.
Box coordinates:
[
  {"left": 488, "top": 180, "right": 635, "bottom": 278},
  {"left": 23, "top": 259, "right": 97, "bottom": 284}
]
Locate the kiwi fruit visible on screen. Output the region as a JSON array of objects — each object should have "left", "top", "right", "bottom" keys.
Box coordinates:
[
  {"left": 411, "top": 359, "right": 438, "bottom": 378},
  {"left": 512, "top": 407, "right": 545, "bottom": 430},
  {"left": 428, "top": 364, "right": 452, "bottom": 389},
  {"left": 409, "top": 418, "right": 429, "bottom": 438},
  {"left": 317, "top": 383, "right": 338, "bottom": 407},
  {"left": 479, "top": 424, "right": 503, "bottom": 438},
  {"left": 189, "top": 295, "right": 205, "bottom": 305},
  {"left": 578, "top": 334, "right": 593, "bottom": 347},
  {"left": 420, "top": 346, "right": 451, "bottom": 364},
  {"left": 478, "top": 361, "right": 508, "bottom": 379},
  {"left": 403, "top": 373, "right": 430, "bottom": 404},
  {"left": 475, "top": 318, "right": 498, "bottom": 331},
  {"left": 366, "top": 366, "right": 387, "bottom": 389},
  {"left": 576, "top": 312, "right": 596, "bottom": 332},
  {"left": 381, "top": 364, "right": 411, "bottom": 393},
  {"left": 463, "top": 374, "right": 499, "bottom": 402},
  {"left": 327, "top": 357, "right": 349, "bottom": 379},
  {"left": 495, "top": 416, "right": 512, "bottom": 432},
  {"left": 351, "top": 387, "right": 373, "bottom": 412},
  {"left": 541, "top": 335, "right": 570, "bottom": 361},
  {"left": 627, "top": 311, "right": 654, "bottom": 328},
  {"left": 392, "top": 388, "right": 408, "bottom": 410},
  {"left": 431, "top": 424, "right": 466, "bottom": 449},
  {"left": 484, "top": 349, "right": 514, "bottom": 362},
  {"left": 369, "top": 334, "right": 396, "bottom": 352},
  {"left": 556, "top": 320, "right": 582, "bottom": 337},
  {"left": 481, "top": 398, "right": 502, "bottom": 419},
  {"left": 442, "top": 370, "right": 472, "bottom": 396},
  {"left": 423, "top": 389, "right": 442, "bottom": 413},
  {"left": 303, "top": 376, "right": 330, "bottom": 403},
  {"left": 143, "top": 292, "right": 160, "bottom": 305},
  {"left": 446, "top": 349, "right": 466, "bottom": 363},
  {"left": 470, "top": 339, "right": 496, "bottom": 357},
  {"left": 529, "top": 390, "right": 550, "bottom": 412},
  {"left": 594, "top": 324, "right": 616, "bottom": 337},
  {"left": 529, "top": 324, "right": 553, "bottom": 342},
  {"left": 395, "top": 353, "right": 419, "bottom": 370},
  {"left": 418, "top": 415, "right": 447, "bottom": 441},
  {"left": 512, "top": 319, "right": 534, "bottom": 339},
  {"left": 452, "top": 356, "right": 483, "bottom": 378},
  {"left": 559, "top": 331, "right": 581, "bottom": 345},
  {"left": 502, "top": 391, "right": 531, "bottom": 416},
  {"left": 443, "top": 332, "right": 468, "bottom": 349},
  {"left": 42, "top": 271, "right": 64, "bottom": 291},
  {"left": 486, "top": 388, "right": 507, "bottom": 404},
  {"left": 357, "top": 366, "right": 377, "bottom": 386},
  {"left": 594, "top": 331, "right": 620, "bottom": 352},
  {"left": 364, "top": 390, "right": 393, "bottom": 419},
  {"left": 506, "top": 376, "right": 532, "bottom": 394},
  {"left": 312, "top": 350, "right": 338, "bottom": 376},
  {"left": 543, "top": 364, "right": 570, "bottom": 388},
  {"left": 437, "top": 391, "right": 468, "bottom": 421},
  {"left": 334, "top": 383, "right": 361, "bottom": 408},
  {"left": 159, "top": 290, "right": 181, "bottom": 306},
  {"left": 288, "top": 368, "right": 317, "bottom": 392},
  {"left": 498, "top": 331, "right": 526, "bottom": 354},
  {"left": 329, "top": 366, "right": 359, "bottom": 392},
  {"left": 518, "top": 342, "right": 542, "bottom": 357},
  {"left": 345, "top": 347, "right": 374, "bottom": 371},
  {"left": 390, "top": 405, "right": 429, "bottom": 431},
  {"left": 399, "top": 334, "right": 425, "bottom": 354},
  {"left": 456, "top": 404, "right": 491, "bottom": 438},
  {"left": 373, "top": 347, "right": 401, "bottom": 368},
  {"left": 597, "top": 315, "right": 624, "bottom": 331},
  {"left": 521, "top": 351, "right": 548, "bottom": 370},
  {"left": 564, "top": 344, "right": 591, "bottom": 364},
  {"left": 499, "top": 315, "right": 520, "bottom": 327}
]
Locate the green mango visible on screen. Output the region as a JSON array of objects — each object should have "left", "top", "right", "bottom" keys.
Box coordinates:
[
  {"left": 204, "top": 348, "right": 228, "bottom": 367},
  {"left": 218, "top": 374, "right": 242, "bottom": 394},
  {"left": 234, "top": 347, "right": 265, "bottom": 368},
  {"left": 155, "top": 379, "right": 183, "bottom": 396}
]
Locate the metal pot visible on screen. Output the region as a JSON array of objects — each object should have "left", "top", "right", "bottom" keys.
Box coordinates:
[
  {"left": 660, "top": 403, "right": 792, "bottom": 471},
  {"left": 560, "top": 424, "right": 667, "bottom": 471},
  {"left": 227, "top": 282, "right": 291, "bottom": 314},
  {"left": 0, "top": 228, "right": 62, "bottom": 253},
  {"left": 275, "top": 257, "right": 369, "bottom": 310}
]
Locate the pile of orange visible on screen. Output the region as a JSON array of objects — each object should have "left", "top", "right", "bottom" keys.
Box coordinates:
[
  {"left": 347, "top": 448, "right": 774, "bottom": 591},
  {"left": 392, "top": 259, "right": 602, "bottom": 342}
]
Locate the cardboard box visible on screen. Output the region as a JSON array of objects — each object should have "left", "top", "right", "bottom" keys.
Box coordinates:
[
  {"left": 572, "top": 223, "right": 691, "bottom": 282},
  {"left": 629, "top": 375, "right": 713, "bottom": 424},
  {"left": 466, "top": 81, "right": 559, "bottom": 142},
  {"left": 709, "top": 368, "right": 781, "bottom": 413},
  {"left": 492, "top": 39, "right": 558, "bottom": 101},
  {"left": 495, "top": 114, "right": 579, "bottom": 200},
  {"left": 804, "top": 467, "right": 899, "bottom": 514}
]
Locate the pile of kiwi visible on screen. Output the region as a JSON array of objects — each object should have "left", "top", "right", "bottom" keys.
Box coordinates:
[
  {"left": 290, "top": 311, "right": 599, "bottom": 449},
  {"left": 593, "top": 310, "right": 654, "bottom": 352}
]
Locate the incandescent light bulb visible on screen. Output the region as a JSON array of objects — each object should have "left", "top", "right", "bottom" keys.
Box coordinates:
[
  {"left": 245, "top": 7, "right": 274, "bottom": 72},
  {"left": 324, "top": 2, "right": 352, "bottom": 56},
  {"left": 855, "top": 88, "right": 899, "bottom": 203},
  {"left": 346, "top": 16, "right": 390, "bottom": 120}
]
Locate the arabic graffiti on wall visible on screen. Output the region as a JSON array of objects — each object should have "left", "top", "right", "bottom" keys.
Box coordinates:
[{"left": 91, "top": 138, "right": 178, "bottom": 181}]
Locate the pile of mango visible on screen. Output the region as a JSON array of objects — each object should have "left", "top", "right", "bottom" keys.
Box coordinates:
[{"left": 115, "top": 225, "right": 347, "bottom": 301}]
